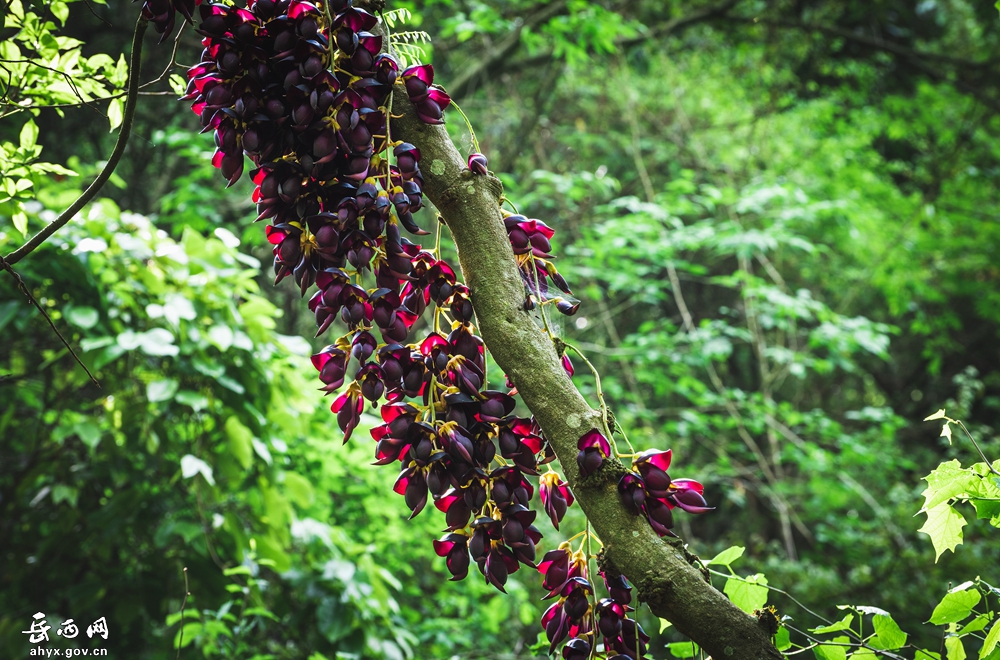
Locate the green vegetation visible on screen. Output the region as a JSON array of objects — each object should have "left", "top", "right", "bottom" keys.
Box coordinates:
[{"left": 3, "top": 0, "right": 1000, "bottom": 658}]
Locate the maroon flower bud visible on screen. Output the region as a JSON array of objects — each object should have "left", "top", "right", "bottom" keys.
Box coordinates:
[{"left": 468, "top": 152, "right": 488, "bottom": 175}]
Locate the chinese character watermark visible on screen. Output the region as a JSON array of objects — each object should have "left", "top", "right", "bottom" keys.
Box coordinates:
[
  {"left": 21, "top": 612, "right": 50, "bottom": 644},
  {"left": 21, "top": 612, "right": 109, "bottom": 653}
]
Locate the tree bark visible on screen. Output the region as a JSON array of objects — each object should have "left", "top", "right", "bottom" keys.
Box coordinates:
[{"left": 391, "top": 95, "right": 782, "bottom": 660}]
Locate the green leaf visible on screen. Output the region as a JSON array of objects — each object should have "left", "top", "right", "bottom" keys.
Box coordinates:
[
  {"left": 225, "top": 416, "right": 254, "bottom": 470},
  {"left": 922, "top": 460, "right": 976, "bottom": 511},
  {"left": 916, "top": 652, "right": 942, "bottom": 660},
  {"left": 708, "top": 545, "right": 745, "bottom": 566},
  {"left": 173, "top": 622, "right": 202, "bottom": 649},
  {"left": 75, "top": 421, "right": 102, "bottom": 449},
  {"left": 180, "top": 454, "right": 215, "bottom": 486},
  {"left": 774, "top": 625, "right": 791, "bottom": 651},
  {"left": 813, "top": 636, "right": 849, "bottom": 660},
  {"left": 165, "top": 609, "right": 199, "bottom": 627},
  {"left": 19, "top": 119, "right": 38, "bottom": 150},
  {"left": 667, "top": 641, "right": 698, "bottom": 658},
  {"left": 946, "top": 636, "right": 967, "bottom": 660},
  {"left": 930, "top": 589, "right": 981, "bottom": 625},
  {"left": 244, "top": 607, "right": 280, "bottom": 621},
  {"left": 849, "top": 649, "right": 877, "bottom": 659},
  {"left": 658, "top": 618, "right": 672, "bottom": 633},
  {"left": 66, "top": 306, "right": 99, "bottom": 329},
  {"left": 12, "top": 210, "right": 28, "bottom": 236},
  {"left": 918, "top": 502, "right": 967, "bottom": 561},
  {"left": 958, "top": 613, "right": 993, "bottom": 635},
  {"left": 222, "top": 566, "right": 251, "bottom": 577},
  {"left": 724, "top": 573, "right": 768, "bottom": 613},
  {"left": 283, "top": 471, "right": 314, "bottom": 508},
  {"left": 175, "top": 390, "right": 209, "bottom": 412},
  {"left": 50, "top": 1, "right": 68, "bottom": 25},
  {"left": 147, "top": 378, "right": 179, "bottom": 403},
  {"left": 981, "top": 618, "right": 1000, "bottom": 659},
  {"left": 811, "top": 614, "right": 855, "bottom": 634},
  {"left": 107, "top": 97, "right": 124, "bottom": 131},
  {"left": 925, "top": 409, "right": 947, "bottom": 421},
  {"left": 869, "top": 614, "right": 907, "bottom": 650}
]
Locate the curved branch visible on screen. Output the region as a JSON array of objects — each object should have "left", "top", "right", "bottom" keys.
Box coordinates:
[
  {"left": 3, "top": 15, "right": 148, "bottom": 267},
  {"left": 391, "top": 95, "right": 782, "bottom": 660}
]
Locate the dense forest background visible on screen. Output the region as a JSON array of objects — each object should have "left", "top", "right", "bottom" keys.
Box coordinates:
[{"left": 3, "top": 0, "right": 1000, "bottom": 657}]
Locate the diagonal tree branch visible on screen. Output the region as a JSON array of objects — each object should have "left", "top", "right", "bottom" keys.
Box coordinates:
[{"left": 391, "top": 90, "right": 782, "bottom": 660}]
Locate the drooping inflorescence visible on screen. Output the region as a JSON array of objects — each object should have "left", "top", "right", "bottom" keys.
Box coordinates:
[{"left": 174, "top": 0, "right": 710, "bottom": 656}]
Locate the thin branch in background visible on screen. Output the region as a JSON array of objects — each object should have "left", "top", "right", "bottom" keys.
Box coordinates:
[
  {"left": 0, "top": 256, "right": 100, "bottom": 387},
  {"left": 176, "top": 566, "right": 190, "bottom": 660},
  {"left": 3, "top": 15, "right": 148, "bottom": 266}
]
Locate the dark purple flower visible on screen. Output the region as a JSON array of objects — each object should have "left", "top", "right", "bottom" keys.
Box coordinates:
[
  {"left": 576, "top": 428, "right": 611, "bottom": 478},
  {"left": 433, "top": 533, "right": 470, "bottom": 580},
  {"left": 331, "top": 383, "right": 364, "bottom": 443},
  {"left": 468, "top": 152, "right": 488, "bottom": 175},
  {"left": 539, "top": 471, "right": 574, "bottom": 530}
]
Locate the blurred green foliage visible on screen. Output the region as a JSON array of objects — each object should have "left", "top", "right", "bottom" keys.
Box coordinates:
[{"left": 3, "top": 0, "right": 1000, "bottom": 658}]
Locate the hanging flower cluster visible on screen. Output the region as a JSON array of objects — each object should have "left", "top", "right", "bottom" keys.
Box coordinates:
[
  {"left": 172, "top": 0, "right": 711, "bottom": 656},
  {"left": 619, "top": 449, "right": 712, "bottom": 537},
  {"left": 179, "top": 0, "right": 584, "bottom": 595},
  {"left": 539, "top": 545, "right": 650, "bottom": 659},
  {"left": 135, "top": 0, "right": 195, "bottom": 41}
]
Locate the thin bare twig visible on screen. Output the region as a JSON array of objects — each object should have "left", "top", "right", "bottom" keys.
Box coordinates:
[
  {"left": 176, "top": 566, "right": 190, "bottom": 659},
  {"left": 0, "top": 255, "right": 100, "bottom": 386},
  {"left": 3, "top": 16, "right": 148, "bottom": 266}
]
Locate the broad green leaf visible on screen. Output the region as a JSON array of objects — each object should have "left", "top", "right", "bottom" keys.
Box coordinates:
[
  {"left": 111, "top": 53, "right": 128, "bottom": 86},
  {"left": 869, "top": 614, "right": 907, "bottom": 650},
  {"left": 66, "top": 306, "right": 99, "bottom": 329},
  {"left": 19, "top": 119, "right": 38, "bottom": 150},
  {"left": 208, "top": 324, "right": 235, "bottom": 351},
  {"left": 283, "top": 472, "right": 314, "bottom": 508},
  {"left": 922, "top": 460, "right": 975, "bottom": 511},
  {"left": 812, "top": 614, "right": 854, "bottom": 634},
  {"left": 930, "top": 589, "right": 981, "bottom": 624},
  {"left": 849, "top": 649, "right": 876, "bottom": 659},
  {"left": 12, "top": 210, "right": 28, "bottom": 236},
  {"left": 667, "top": 641, "right": 698, "bottom": 658},
  {"left": 175, "top": 390, "right": 209, "bottom": 412},
  {"left": 225, "top": 416, "right": 254, "bottom": 470},
  {"left": 774, "top": 625, "right": 791, "bottom": 651},
  {"left": 813, "top": 636, "right": 849, "bottom": 660},
  {"left": 165, "top": 609, "right": 199, "bottom": 627},
  {"left": 255, "top": 532, "right": 291, "bottom": 572},
  {"left": 917, "top": 652, "right": 942, "bottom": 660},
  {"left": 946, "top": 637, "right": 966, "bottom": 660},
  {"left": 222, "top": 566, "right": 251, "bottom": 576},
  {"left": 50, "top": 1, "right": 68, "bottom": 25},
  {"left": 146, "top": 378, "right": 179, "bottom": 403},
  {"left": 724, "top": 573, "right": 768, "bottom": 613},
  {"left": 107, "top": 97, "right": 123, "bottom": 132},
  {"left": 173, "top": 622, "right": 202, "bottom": 649},
  {"left": 659, "top": 618, "right": 672, "bottom": 633},
  {"left": 958, "top": 613, "right": 993, "bottom": 635},
  {"left": 75, "top": 421, "right": 101, "bottom": 449},
  {"left": 982, "top": 619, "right": 1000, "bottom": 659},
  {"left": 918, "top": 502, "right": 967, "bottom": 561},
  {"left": 708, "top": 545, "right": 745, "bottom": 566},
  {"left": 180, "top": 454, "right": 215, "bottom": 486}
]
